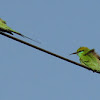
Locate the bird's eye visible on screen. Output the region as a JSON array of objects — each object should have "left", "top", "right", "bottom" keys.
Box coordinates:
[{"left": 78, "top": 50, "right": 84, "bottom": 53}]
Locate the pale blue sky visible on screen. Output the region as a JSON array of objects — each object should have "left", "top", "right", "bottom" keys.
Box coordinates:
[{"left": 0, "top": 0, "right": 100, "bottom": 100}]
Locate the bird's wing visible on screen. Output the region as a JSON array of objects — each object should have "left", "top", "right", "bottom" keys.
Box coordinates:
[
  {"left": 0, "top": 28, "right": 13, "bottom": 35},
  {"left": 85, "top": 49, "right": 100, "bottom": 60},
  {"left": 0, "top": 19, "right": 13, "bottom": 35},
  {"left": 92, "top": 51, "right": 100, "bottom": 60}
]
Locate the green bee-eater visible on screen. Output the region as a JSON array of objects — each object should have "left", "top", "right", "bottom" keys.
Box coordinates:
[
  {"left": 71, "top": 47, "right": 100, "bottom": 72},
  {"left": 0, "top": 18, "right": 39, "bottom": 43}
]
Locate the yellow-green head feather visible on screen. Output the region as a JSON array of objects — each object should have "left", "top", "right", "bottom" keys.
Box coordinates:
[{"left": 76, "top": 47, "right": 90, "bottom": 57}]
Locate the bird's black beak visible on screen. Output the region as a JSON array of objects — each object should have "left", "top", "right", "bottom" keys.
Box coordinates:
[{"left": 70, "top": 52, "right": 77, "bottom": 55}]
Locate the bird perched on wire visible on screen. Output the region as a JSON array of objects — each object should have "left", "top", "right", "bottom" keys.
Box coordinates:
[
  {"left": 70, "top": 47, "right": 100, "bottom": 72},
  {"left": 0, "top": 18, "right": 40, "bottom": 43}
]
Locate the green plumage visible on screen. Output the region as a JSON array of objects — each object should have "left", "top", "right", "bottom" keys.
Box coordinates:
[
  {"left": 72, "top": 47, "right": 100, "bottom": 72},
  {"left": 0, "top": 18, "right": 40, "bottom": 43}
]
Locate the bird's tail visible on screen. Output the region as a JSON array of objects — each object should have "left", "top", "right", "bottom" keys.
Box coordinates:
[{"left": 13, "top": 31, "right": 41, "bottom": 44}]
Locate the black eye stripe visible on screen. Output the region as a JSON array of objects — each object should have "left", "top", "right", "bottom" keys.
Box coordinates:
[{"left": 78, "top": 50, "right": 84, "bottom": 53}]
